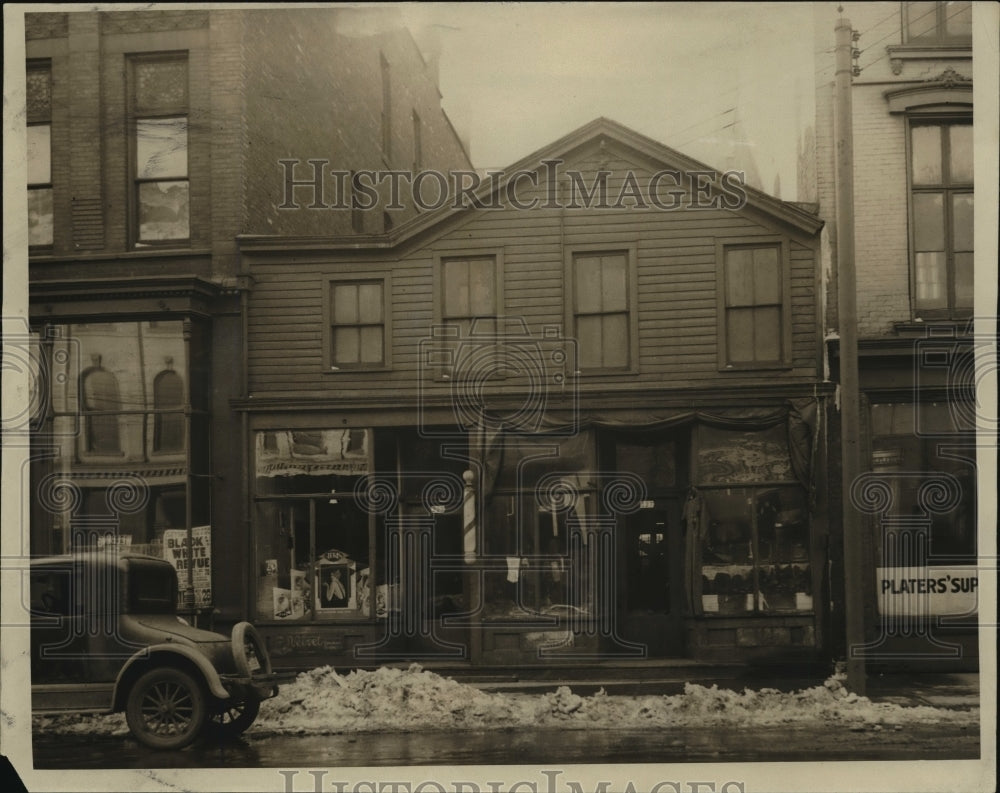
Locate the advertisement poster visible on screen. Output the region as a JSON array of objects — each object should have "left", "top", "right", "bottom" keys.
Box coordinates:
[{"left": 162, "top": 525, "right": 212, "bottom": 608}]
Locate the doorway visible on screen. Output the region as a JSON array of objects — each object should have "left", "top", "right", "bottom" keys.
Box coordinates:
[{"left": 619, "top": 500, "right": 685, "bottom": 656}]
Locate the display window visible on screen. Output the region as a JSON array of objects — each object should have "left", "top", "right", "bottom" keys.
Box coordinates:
[
  {"left": 695, "top": 425, "right": 811, "bottom": 615},
  {"left": 481, "top": 431, "right": 596, "bottom": 620}
]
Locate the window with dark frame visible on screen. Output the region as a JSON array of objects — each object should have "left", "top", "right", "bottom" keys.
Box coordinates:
[
  {"left": 439, "top": 256, "right": 498, "bottom": 376},
  {"left": 330, "top": 280, "right": 386, "bottom": 368},
  {"left": 27, "top": 61, "right": 53, "bottom": 248},
  {"left": 81, "top": 367, "right": 122, "bottom": 455},
  {"left": 909, "top": 119, "right": 973, "bottom": 317},
  {"left": 572, "top": 251, "right": 629, "bottom": 370},
  {"left": 902, "top": 2, "right": 972, "bottom": 45},
  {"left": 128, "top": 53, "right": 190, "bottom": 246},
  {"left": 152, "top": 369, "right": 185, "bottom": 453},
  {"left": 720, "top": 244, "right": 785, "bottom": 367}
]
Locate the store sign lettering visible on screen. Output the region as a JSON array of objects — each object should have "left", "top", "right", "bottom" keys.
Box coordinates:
[
  {"left": 876, "top": 566, "right": 978, "bottom": 617},
  {"left": 269, "top": 633, "right": 346, "bottom": 656}
]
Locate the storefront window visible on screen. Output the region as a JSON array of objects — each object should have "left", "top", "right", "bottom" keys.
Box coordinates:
[
  {"left": 696, "top": 425, "right": 811, "bottom": 614},
  {"left": 254, "top": 428, "right": 374, "bottom": 621},
  {"left": 482, "top": 432, "right": 595, "bottom": 620},
  {"left": 870, "top": 401, "right": 976, "bottom": 562}
]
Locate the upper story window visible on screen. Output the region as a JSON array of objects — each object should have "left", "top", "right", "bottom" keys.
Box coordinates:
[
  {"left": 128, "top": 53, "right": 189, "bottom": 247},
  {"left": 27, "top": 61, "right": 53, "bottom": 248},
  {"left": 902, "top": 2, "right": 972, "bottom": 45},
  {"left": 436, "top": 255, "right": 500, "bottom": 379},
  {"left": 81, "top": 366, "right": 122, "bottom": 455},
  {"left": 152, "top": 369, "right": 185, "bottom": 453},
  {"left": 328, "top": 279, "right": 388, "bottom": 369},
  {"left": 570, "top": 250, "right": 634, "bottom": 371},
  {"left": 717, "top": 242, "right": 790, "bottom": 369},
  {"left": 909, "top": 120, "right": 973, "bottom": 317},
  {"left": 380, "top": 54, "right": 392, "bottom": 161}
]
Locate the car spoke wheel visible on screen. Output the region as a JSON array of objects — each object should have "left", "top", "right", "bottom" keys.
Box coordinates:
[
  {"left": 126, "top": 667, "right": 207, "bottom": 750},
  {"left": 208, "top": 694, "right": 261, "bottom": 740}
]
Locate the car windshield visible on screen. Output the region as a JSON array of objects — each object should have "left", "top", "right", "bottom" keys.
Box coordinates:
[{"left": 129, "top": 565, "right": 178, "bottom": 613}]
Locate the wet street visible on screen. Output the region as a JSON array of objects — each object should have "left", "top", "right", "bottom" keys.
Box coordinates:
[{"left": 32, "top": 723, "right": 980, "bottom": 768}]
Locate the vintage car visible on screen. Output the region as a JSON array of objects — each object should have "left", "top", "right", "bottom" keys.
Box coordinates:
[{"left": 30, "top": 551, "right": 280, "bottom": 750}]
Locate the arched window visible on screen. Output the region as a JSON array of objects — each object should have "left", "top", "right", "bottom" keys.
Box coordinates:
[
  {"left": 153, "top": 369, "right": 185, "bottom": 452},
  {"left": 81, "top": 367, "right": 121, "bottom": 454}
]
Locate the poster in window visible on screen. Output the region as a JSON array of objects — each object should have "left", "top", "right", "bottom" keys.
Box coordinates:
[{"left": 316, "top": 561, "right": 355, "bottom": 611}]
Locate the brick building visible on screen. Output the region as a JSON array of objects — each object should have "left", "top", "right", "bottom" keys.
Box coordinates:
[
  {"left": 809, "top": 1, "right": 979, "bottom": 669},
  {"left": 24, "top": 7, "right": 471, "bottom": 627}
]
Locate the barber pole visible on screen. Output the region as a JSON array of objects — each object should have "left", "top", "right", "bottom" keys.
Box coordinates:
[{"left": 463, "top": 469, "right": 476, "bottom": 563}]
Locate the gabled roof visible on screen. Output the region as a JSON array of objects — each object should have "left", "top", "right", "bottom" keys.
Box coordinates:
[{"left": 239, "top": 117, "right": 823, "bottom": 253}]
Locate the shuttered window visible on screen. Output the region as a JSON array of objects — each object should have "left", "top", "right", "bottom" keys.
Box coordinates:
[{"left": 719, "top": 243, "right": 787, "bottom": 368}]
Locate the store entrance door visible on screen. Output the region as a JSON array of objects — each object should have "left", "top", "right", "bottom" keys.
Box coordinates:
[{"left": 619, "top": 500, "right": 685, "bottom": 657}]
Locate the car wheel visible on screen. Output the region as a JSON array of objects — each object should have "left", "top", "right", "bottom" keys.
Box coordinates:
[
  {"left": 125, "top": 667, "right": 208, "bottom": 750},
  {"left": 207, "top": 694, "right": 261, "bottom": 740},
  {"left": 231, "top": 622, "right": 272, "bottom": 678}
]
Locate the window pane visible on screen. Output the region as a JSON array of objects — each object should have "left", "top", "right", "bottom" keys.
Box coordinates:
[
  {"left": 914, "top": 252, "right": 947, "bottom": 309},
  {"left": 754, "top": 306, "right": 782, "bottom": 361},
  {"left": 952, "top": 193, "right": 973, "bottom": 251},
  {"left": 468, "top": 258, "right": 495, "bottom": 316},
  {"left": 575, "top": 256, "right": 603, "bottom": 313},
  {"left": 26, "top": 66, "right": 52, "bottom": 122},
  {"left": 944, "top": 1, "right": 973, "bottom": 38},
  {"left": 948, "top": 125, "right": 973, "bottom": 184},
  {"left": 443, "top": 260, "right": 470, "bottom": 317},
  {"left": 912, "top": 192, "right": 944, "bottom": 250},
  {"left": 700, "top": 489, "right": 753, "bottom": 615},
  {"left": 752, "top": 247, "right": 780, "bottom": 304},
  {"left": 601, "top": 255, "right": 628, "bottom": 312},
  {"left": 359, "top": 326, "right": 384, "bottom": 364},
  {"left": 27, "top": 125, "right": 51, "bottom": 185},
  {"left": 725, "top": 249, "right": 755, "bottom": 307},
  {"left": 138, "top": 181, "right": 189, "bottom": 240},
  {"left": 601, "top": 313, "right": 628, "bottom": 367},
  {"left": 333, "top": 283, "right": 358, "bottom": 324},
  {"left": 910, "top": 125, "right": 942, "bottom": 184},
  {"left": 153, "top": 370, "right": 185, "bottom": 453},
  {"left": 28, "top": 188, "right": 53, "bottom": 247},
  {"left": 136, "top": 118, "right": 188, "bottom": 179},
  {"left": 954, "top": 252, "right": 974, "bottom": 309},
  {"left": 575, "top": 315, "right": 602, "bottom": 368},
  {"left": 906, "top": 2, "right": 939, "bottom": 39},
  {"left": 727, "top": 307, "right": 755, "bottom": 363},
  {"left": 357, "top": 282, "right": 383, "bottom": 323},
  {"left": 134, "top": 58, "right": 188, "bottom": 111},
  {"left": 334, "top": 327, "right": 360, "bottom": 364},
  {"left": 757, "top": 486, "right": 812, "bottom": 613}
]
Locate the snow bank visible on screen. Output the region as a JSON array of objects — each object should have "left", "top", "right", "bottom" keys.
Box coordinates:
[{"left": 32, "top": 665, "right": 977, "bottom": 738}]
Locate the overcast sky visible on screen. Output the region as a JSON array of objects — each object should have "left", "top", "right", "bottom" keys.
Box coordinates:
[{"left": 402, "top": 2, "right": 816, "bottom": 198}]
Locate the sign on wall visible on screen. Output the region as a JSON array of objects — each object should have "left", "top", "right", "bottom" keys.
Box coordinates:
[
  {"left": 876, "top": 566, "right": 978, "bottom": 617},
  {"left": 162, "top": 525, "right": 212, "bottom": 608}
]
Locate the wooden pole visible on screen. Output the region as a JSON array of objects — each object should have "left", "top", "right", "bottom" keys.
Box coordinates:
[{"left": 835, "top": 12, "right": 866, "bottom": 695}]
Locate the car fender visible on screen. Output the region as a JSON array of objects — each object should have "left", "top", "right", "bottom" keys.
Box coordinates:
[{"left": 114, "top": 643, "right": 231, "bottom": 705}]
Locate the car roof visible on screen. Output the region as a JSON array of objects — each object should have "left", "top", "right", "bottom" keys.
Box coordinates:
[{"left": 30, "top": 551, "right": 173, "bottom": 569}]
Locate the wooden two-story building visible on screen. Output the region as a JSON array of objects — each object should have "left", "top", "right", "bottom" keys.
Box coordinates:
[{"left": 236, "top": 119, "right": 834, "bottom": 669}]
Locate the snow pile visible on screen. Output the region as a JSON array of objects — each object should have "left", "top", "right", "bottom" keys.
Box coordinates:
[{"left": 32, "top": 665, "right": 977, "bottom": 738}]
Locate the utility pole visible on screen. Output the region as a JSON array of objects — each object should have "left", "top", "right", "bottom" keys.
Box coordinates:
[{"left": 834, "top": 9, "right": 866, "bottom": 694}]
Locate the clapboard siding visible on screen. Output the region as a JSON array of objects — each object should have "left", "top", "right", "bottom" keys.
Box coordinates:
[{"left": 246, "top": 142, "right": 822, "bottom": 399}]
